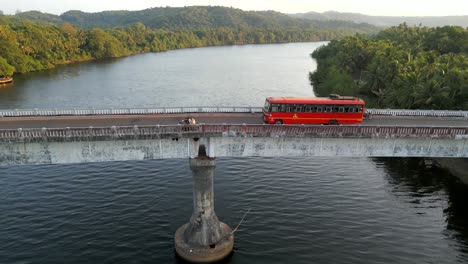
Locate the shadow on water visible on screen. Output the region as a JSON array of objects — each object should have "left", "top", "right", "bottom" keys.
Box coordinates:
[
  {"left": 174, "top": 249, "right": 235, "bottom": 264},
  {"left": 375, "top": 157, "right": 468, "bottom": 255}
]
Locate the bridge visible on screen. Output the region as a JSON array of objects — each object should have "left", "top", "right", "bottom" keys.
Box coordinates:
[
  {"left": 1, "top": 106, "right": 468, "bottom": 263},
  {"left": 1, "top": 107, "right": 468, "bottom": 165}
]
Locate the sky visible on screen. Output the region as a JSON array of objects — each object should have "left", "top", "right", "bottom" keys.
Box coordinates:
[{"left": 1, "top": 0, "right": 468, "bottom": 17}]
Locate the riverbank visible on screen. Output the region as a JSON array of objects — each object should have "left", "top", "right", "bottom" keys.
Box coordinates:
[
  {"left": 435, "top": 158, "right": 468, "bottom": 186},
  {"left": 55, "top": 57, "right": 95, "bottom": 65}
]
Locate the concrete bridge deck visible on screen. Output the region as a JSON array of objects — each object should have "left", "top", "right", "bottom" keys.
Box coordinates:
[
  {"left": 0, "top": 108, "right": 467, "bottom": 165},
  {"left": 1, "top": 112, "right": 468, "bottom": 129},
  {"left": 0, "top": 122, "right": 467, "bottom": 165}
]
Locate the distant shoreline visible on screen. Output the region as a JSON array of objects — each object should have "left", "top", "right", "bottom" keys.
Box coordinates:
[{"left": 10, "top": 41, "right": 325, "bottom": 76}]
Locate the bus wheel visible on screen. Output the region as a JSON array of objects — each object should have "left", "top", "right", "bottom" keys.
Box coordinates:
[
  {"left": 275, "top": 119, "right": 283, "bottom": 125},
  {"left": 328, "top": 120, "right": 338, "bottom": 125}
]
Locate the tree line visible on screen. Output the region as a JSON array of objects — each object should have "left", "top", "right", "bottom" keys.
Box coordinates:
[
  {"left": 310, "top": 24, "right": 468, "bottom": 110},
  {"left": 14, "top": 6, "right": 379, "bottom": 33},
  {"left": 0, "top": 15, "right": 371, "bottom": 77}
]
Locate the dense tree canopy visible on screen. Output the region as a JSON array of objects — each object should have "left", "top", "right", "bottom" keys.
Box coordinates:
[
  {"left": 0, "top": 57, "right": 14, "bottom": 76},
  {"left": 310, "top": 24, "right": 468, "bottom": 110},
  {"left": 0, "top": 12, "right": 376, "bottom": 76},
  {"left": 13, "top": 6, "right": 379, "bottom": 34}
]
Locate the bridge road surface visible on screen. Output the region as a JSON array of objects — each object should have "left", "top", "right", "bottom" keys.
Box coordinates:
[{"left": 0, "top": 113, "right": 468, "bottom": 129}]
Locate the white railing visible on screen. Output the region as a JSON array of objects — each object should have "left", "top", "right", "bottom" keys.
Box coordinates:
[
  {"left": 1, "top": 124, "right": 467, "bottom": 141},
  {"left": 366, "top": 109, "right": 468, "bottom": 118},
  {"left": 0, "top": 107, "right": 468, "bottom": 118},
  {"left": 0, "top": 106, "right": 263, "bottom": 117}
]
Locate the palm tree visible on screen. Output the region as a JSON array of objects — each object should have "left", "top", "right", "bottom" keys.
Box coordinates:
[{"left": 413, "top": 79, "right": 450, "bottom": 109}]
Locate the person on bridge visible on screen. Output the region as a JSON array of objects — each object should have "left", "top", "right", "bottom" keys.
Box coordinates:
[{"left": 180, "top": 117, "right": 196, "bottom": 125}]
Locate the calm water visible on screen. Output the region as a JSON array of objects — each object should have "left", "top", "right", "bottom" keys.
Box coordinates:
[
  {"left": 0, "top": 43, "right": 315, "bottom": 109},
  {"left": 1, "top": 43, "right": 468, "bottom": 264}
]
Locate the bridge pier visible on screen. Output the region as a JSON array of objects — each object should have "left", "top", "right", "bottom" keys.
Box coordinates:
[{"left": 174, "top": 146, "right": 234, "bottom": 263}]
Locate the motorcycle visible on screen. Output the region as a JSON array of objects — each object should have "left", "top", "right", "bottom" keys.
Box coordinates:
[{"left": 179, "top": 117, "right": 196, "bottom": 125}]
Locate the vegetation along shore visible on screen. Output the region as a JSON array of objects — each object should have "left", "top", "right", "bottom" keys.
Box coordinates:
[
  {"left": 310, "top": 23, "right": 468, "bottom": 110},
  {"left": 0, "top": 6, "right": 379, "bottom": 77}
]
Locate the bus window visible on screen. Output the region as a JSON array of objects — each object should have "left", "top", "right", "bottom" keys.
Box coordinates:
[
  {"left": 339, "top": 107, "right": 344, "bottom": 113},
  {"left": 305, "top": 106, "right": 311, "bottom": 112},
  {"left": 279, "top": 104, "right": 286, "bottom": 112},
  {"left": 317, "top": 107, "right": 323, "bottom": 112},
  {"left": 325, "top": 107, "right": 332, "bottom": 113},
  {"left": 357, "top": 106, "right": 363, "bottom": 112},
  {"left": 286, "top": 105, "right": 292, "bottom": 112},
  {"left": 294, "top": 105, "right": 303, "bottom": 112},
  {"left": 271, "top": 104, "right": 279, "bottom": 112},
  {"left": 333, "top": 106, "right": 339, "bottom": 112}
]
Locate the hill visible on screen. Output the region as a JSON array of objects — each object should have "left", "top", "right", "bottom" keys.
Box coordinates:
[
  {"left": 13, "top": 10, "right": 63, "bottom": 24},
  {"left": 12, "top": 6, "right": 379, "bottom": 34},
  {"left": 291, "top": 11, "right": 468, "bottom": 27}
]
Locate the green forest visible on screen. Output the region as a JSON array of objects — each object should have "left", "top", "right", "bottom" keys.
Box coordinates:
[
  {"left": 310, "top": 24, "right": 468, "bottom": 110},
  {"left": 0, "top": 6, "right": 379, "bottom": 77},
  {"left": 14, "top": 6, "right": 379, "bottom": 32}
]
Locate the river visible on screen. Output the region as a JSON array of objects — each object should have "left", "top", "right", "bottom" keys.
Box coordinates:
[{"left": 0, "top": 42, "right": 467, "bottom": 264}]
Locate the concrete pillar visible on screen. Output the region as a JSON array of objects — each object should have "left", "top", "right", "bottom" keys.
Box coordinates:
[{"left": 174, "top": 146, "right": 234, "bottom": 263}]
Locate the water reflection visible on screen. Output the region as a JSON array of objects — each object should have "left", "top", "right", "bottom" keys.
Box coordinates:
[
  {"left": 0, "top": 83, "right": 14, "bottom": 89},
  {"left": 1, "top": 157, "right": 467, "bottom": 263},
  {"left": 0, "top": 81, "right": 20, "bottom": 106},
  {"left": 0, "top": 43, "right": 319, "bottom": 109},
  {"left": 376, "top": 157, "right": 468, "bottom": 258}
]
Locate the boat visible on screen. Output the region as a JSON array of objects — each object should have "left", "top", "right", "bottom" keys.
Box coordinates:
[{"left": 0, "top": 77, "right": 13, "bottom": 84}]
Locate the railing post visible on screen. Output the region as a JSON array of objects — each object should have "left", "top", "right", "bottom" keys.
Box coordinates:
[
  {"left": 133, "top": 125, "right": 139, "bottom": 136},
  {"left": 41, "top": 127, "right": 47, "bottom": 140},
  {"left": 178, "top": 123, "right": 182, "bottom": 134},
  {"left": 111, "top": 126, "right": 117, "bottom": 137},
  {"left": 17, "top": 128, "right": 23, "bottom": 139}
]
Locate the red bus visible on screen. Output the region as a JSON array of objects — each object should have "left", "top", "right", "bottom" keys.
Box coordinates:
[{"left": 263, "top": 94, "right": 365, "bottom": 125}]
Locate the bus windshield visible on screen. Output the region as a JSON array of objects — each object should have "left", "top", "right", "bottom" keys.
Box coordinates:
[{"left": 263, "top": 100, "right": 270, "bottom": 112}]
